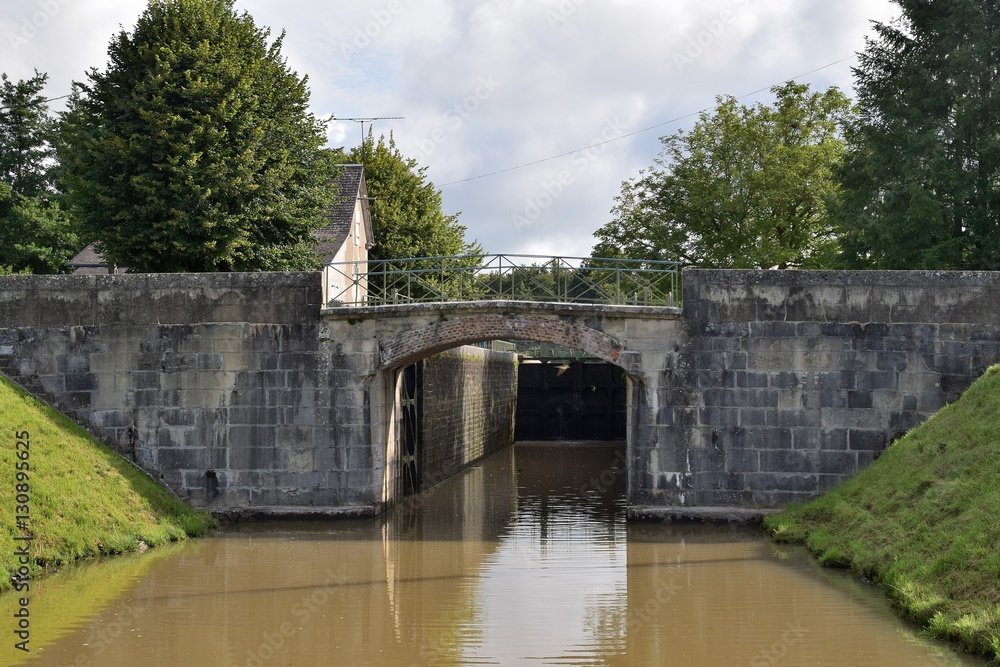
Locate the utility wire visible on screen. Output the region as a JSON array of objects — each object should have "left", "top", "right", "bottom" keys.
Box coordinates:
[
  {"left": 438, "top": 55, "right": 858, "bottom": 188},
  {"left": 0, "top": 93, "right": 72, "bottom": 113}
]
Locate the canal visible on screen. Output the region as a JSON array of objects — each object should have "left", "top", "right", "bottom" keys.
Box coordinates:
[{"left": 3, "top": 442, "right": 987, "bottom": 667}]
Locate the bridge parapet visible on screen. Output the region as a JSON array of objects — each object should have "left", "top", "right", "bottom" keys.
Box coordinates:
[{"left": 323, "top": 254, "right": 682, "bottom": 308}]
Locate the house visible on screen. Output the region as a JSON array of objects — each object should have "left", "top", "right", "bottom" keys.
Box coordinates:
[
  {"left": 65, "top": 165, "right": 375, "bottom": 305},
  {"left": 64, "top": 244, "right": 128, "bottom": 275},
  {"left": 316, "top": 164, "right": 374, "bottom": 305}
]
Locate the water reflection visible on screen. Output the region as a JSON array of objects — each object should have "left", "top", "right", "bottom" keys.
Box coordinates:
[{"left": 5, "top": 443, "right": 988, "bottom": 666}]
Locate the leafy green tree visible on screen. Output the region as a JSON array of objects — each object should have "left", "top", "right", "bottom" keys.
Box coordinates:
[
  {"left": 0, "top": 183, "right": 80, "bottom": 274},
  {"left": 0, "top": 71, "right": 80, "bottom": 273},
  {"left": 347, "top": 131, "right": 479, "bottom": 260},
  {"left": 593, "top": 82, "right": 854, "bottom": 269},
  {"left": 57, "top": 0, "right": 337, "bottom": 272},
  {"left": 834, "top": 0, "right": 1000, "bottom": 269}
]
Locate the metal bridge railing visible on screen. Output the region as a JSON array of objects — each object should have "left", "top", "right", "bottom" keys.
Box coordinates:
[{"left": 323, "top": 254, "right": 682, "bottom": 308}]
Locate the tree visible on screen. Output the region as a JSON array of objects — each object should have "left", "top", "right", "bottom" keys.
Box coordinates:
[
  {"left": 833, "top": 1, "right": 1000, "bottom": 270},
  {"left": 593, "top": 82, "right": 854, "bottom": 269},
  {"left": 346, "top": 132, "right": 479, "bottom": 260},
  {"left": 57, "top": 0, "right": 337, "bottom": 273},
  {"left": 1, "top": 71, "right": 55, "bottom": 195},
  {"left": 0, "top": 183, "right": 80, "bottom": 274},
  {"left": 0, "top": 71, "right": 80, "bottom": 273}
]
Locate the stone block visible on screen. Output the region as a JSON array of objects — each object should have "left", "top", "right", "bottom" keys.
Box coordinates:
[
  {"left": 316, "top": 447, "right": 346, "bottom": 471},
  {"left": 688, "top": 447, "right": 726, "bottom": 474},
  {"left": 746, "top": 473, "right": 818, "bottom": 494},
  {"left": 750, "top": 321, "right": 799, "bottom": 338},
  {"left": 740, "top": 408, "right": 768, "bottom": 427},
  {"left": 760, "top": 450, "right": 818, "bottom": 475},
  {"left": 743, "top": 427, "right": 792, "bottom": 450},
  {"left": 849, "top": 429, "right": 888, "bottom": 452},
  {"left": 735, "top": 371, "right": 770, "bottom": 388},
  {"left": 772, "top": 409, "right": 821, "bottom": 429},
  {"left": 790, "top": 428, "right": 820, "bottom": 450},
  {"left": 691, "top": 471, "right": 743, "bottom": 493},
  {"left": 817, "top": 451, "right": 858, "bottom": 475},
  {"left": 699, "top": 406, "right": 741, "bottom": 428},
  {"left": 821, "top": 408, "right": 885, "bottom": 430},
  {"left": 847, "top": 390, "right": 873, "bottom": 409},
  {"left": 229, "top": 446, "right": 277, "bottom": 469},
  {"left": 156, "top": 447, "right": 210, "bottom": 471},
  {"left": 726, "top": 449, "right": 759, "bottom": 473},
  {"left": 770, "top": 372, "right": 800, "bottom": 390}
]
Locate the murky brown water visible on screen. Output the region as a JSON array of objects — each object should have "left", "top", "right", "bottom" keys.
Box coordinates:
[{"left": 2, "top": 443, "right": 988, "bottom": 667}]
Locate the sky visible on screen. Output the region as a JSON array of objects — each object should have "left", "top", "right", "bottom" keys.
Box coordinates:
[{"left": 0, "top": 0, "right": 901, "bottom": 259}]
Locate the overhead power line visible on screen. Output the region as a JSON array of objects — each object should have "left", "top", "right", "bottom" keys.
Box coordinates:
[
  {"left": 438, "top": 55, "right": 858, "bottom": 188},
  {"left": 0, "top": 93, "right": 72, "bottom": 113}
]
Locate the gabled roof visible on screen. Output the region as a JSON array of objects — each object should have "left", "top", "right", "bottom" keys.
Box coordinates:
[
  {"left": 315, "top": 164, "right": 372, "bottom": 261},
  {"left": 66, "top": 243, "right": 126, "bottom": 275},
  {"left": 67, "top": 243, "right": 104, "bottom": 267}
]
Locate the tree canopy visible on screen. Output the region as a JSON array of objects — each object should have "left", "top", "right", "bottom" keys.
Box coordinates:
[
  {"left": 1, "top": 71, "right": 55, "bottom": 196},
  {"left": 833, "top": 0, "right": 1000, "bottom": 270},
  {"left": 593, "top": 82, "right": 854, "bottom": 269},
  {"left": 57, "top": 0, "right": 337, "bottom": 272},
  {"left": 0, "top": 71, "right": 79, "bottom": 274},
  {"left": 346, "top": 132, "right": 479, "bottom": 261}
]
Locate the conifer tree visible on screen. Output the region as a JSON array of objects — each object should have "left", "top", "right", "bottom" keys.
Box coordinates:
[
  {"left": 0, "top": 71, "right": 79, "bottom": 273},
  {"left": 834, "top": 0, "right": 1000, "bottom": 269},
  {"left": 58, "top": 0, "right": 337, "bottom": 272}
]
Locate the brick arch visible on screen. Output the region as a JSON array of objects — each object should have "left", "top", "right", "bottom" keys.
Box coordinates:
[{"left": 379, "top": 314, "right": 626, "bottom": 370}]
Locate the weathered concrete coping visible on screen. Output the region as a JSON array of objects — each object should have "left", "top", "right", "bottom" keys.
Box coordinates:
[
  {"left": 685, "top": 268, "right": 1000, "bottom": 288},
  {"left": 628, "top": 506, "right": 782, "bottom": 525},
  {"left": 322, "top": 300, "right": 683, "bottom": 321}
]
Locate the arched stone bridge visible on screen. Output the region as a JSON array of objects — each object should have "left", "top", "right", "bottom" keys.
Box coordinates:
[
  {"left": 2, "top": 269, "right": 1000, "bottom": 519},
  {"left": 323, "top": 300, "right": 683, "bottom": 513}
]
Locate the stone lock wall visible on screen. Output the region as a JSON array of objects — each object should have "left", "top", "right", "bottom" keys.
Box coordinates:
[
  {"left": 645, "top": 270, "right": 1000, "bottom": 510},
  {"left": 418, "top": 346, "right": 518, "bottom": 490},
  {"left": 0, "top": 272, "right": 379, "bottom": 513},
  {"left": 5, "top": 269, "right": 1000, "bottom": 517}
]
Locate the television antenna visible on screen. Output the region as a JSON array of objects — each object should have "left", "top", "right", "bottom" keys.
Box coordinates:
[{"left": 333, "top": 116, "right": 405, "bottom": 148}]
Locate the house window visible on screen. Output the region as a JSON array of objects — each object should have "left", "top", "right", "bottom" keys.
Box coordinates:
[{"left": 355, "top": 209, "right": 361, "bottom": 247}]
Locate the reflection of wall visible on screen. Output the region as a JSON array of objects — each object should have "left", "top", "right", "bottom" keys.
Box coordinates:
[
  {"left": 22, "top": 450, "right": 518, "bottom": 666},
  {"left": 417, "top": 346, "right": 517, "bottom": 492}
]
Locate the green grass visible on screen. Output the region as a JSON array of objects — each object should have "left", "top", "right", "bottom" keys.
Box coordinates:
[
  {"left": 765, "top": 365, "right": 1000, "bottom": 660},
  {"left": 0, "top": 374, "right": 215, "bottom": 591}
]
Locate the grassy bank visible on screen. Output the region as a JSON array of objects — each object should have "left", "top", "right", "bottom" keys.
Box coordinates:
[
  {"left": 765, "top": 365, "right": 1000, "bottom": 659},
  {"left": 0, "top": 374, "right": 214, "bottom": 591}
]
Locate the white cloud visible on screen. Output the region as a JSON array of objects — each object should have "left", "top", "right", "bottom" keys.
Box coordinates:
[{"left": 1, "top": 0, "right": 901, "bottom": 258}]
